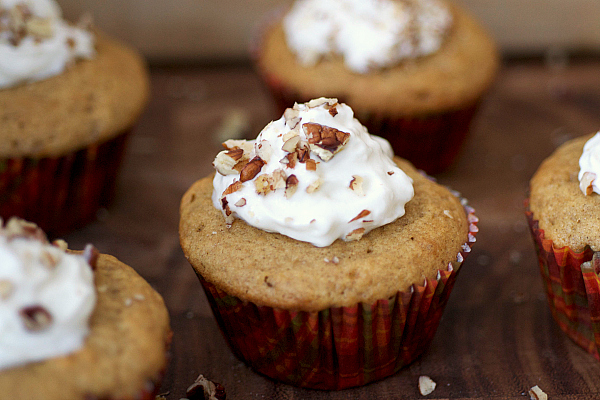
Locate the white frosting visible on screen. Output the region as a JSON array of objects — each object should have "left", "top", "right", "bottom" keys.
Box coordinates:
[
  {"left": 0, "top": 0, "right": 95, "bottom": 88},
  {"left": 282, "top": 0, "right": 453, "bottom": 73},
  {"left": 212, "top": 98, "right": 414, "bottom": 247},
  {"left": 578, "top": 131, "right": 600, "bottom": 195},
  {"left": 0, "top": 228, "right": 96, "bottom": 370}
]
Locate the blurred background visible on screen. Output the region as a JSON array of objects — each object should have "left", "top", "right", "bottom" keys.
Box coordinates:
[{"left": 60, "top": 0, "right": 600, "bottom": 64}]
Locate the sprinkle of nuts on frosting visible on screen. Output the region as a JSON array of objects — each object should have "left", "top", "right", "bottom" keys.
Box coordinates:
[
  {"left": 580, "top": 171, "right": 596, "bottom": 196},
  {"left": 306, "top": 178, "right": 323, "bottom": 194},
  {"left": 222, "top": 180, "right": 243, "bottom": 196},
  {"left": 303, "top": 122, "right": 350, "bottom": 161},
  {"left": 285, "top": 175, "right": 299, "bottom": 198},
  {"left": 349, "top": 175, "right": 364, "bottom": 195},
  {"left": 0, "top": 280, "right": 14, "bottom": 300},
  {"left": 240, "top": 157, "right": 266, "bottom": 182},
  {"left": 20, "top": 306, "right": 53, "bottom": 332},
  {"left": 234, "top": 198, "right": 246, "bottom": 207},
  {"left": 350, "top": 209, "right": 371, "bottom": 223},
  {"left": 346, "top": 228, "right": 365, "bottom": 241}
]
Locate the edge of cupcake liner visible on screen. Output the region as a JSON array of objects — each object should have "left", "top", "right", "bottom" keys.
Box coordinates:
[
  {"left": 0, "top": 131, "right": 130, "bottom": 237},
  {"left": 196, "top": 199, "right": 478, "bottom": 390},
  {"left": 525, "top": 198, "right": 600, "bottom": 360}
]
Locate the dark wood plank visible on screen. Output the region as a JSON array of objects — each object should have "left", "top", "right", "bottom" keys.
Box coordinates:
[{"left": 62, "top": 60, "right": 600, "bottom": 399}]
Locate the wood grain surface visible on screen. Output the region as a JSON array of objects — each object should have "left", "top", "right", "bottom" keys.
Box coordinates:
[{"left": 62, "top": 59, "right": 600, "bottom": 399}]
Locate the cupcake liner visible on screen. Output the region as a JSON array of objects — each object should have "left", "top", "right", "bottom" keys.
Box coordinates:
[
  {"left": 251, "top": 11, "right": 481, "bottom": 175},
  {"left": 196, "top": 204, "right": 478, "bottom": 390},
  {"left": 0, "top": 131, "right": 130, "bottom": 236},
  {"left": 525, "top": 199, "right": 600, "bottom": 359}
]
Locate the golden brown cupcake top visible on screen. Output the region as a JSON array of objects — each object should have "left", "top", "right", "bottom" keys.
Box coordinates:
[
  {"left": 257, "top": 1, "right": 498, "bottom": 116},
  {"left": 529, "top": 133, "right": 600, "bottom": 252},
  {"left": 0, "top": 253, "right": 171, "bottom": 399},
  {"left": 180, "top": 157, "right": 469, "bottom": 311},
  {"left": 0, "top": 34, "right": 149, "bottom": 158}
]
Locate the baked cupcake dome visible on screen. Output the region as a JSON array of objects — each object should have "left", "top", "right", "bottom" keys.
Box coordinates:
[
  {"left": 180, "top": 157, "right": 478, "bottom": 389},
  {"left": 0, "top": 252, "right": 171, "bottom": 399},
  {"left": 527, "top": 133, "right": 600, "bottom": 360},
  {"left": 0, "top": 33, "right": 150, "bottom": 235},
  {"left": 253, "top": 1, "right": 499, "bottom": 173}
]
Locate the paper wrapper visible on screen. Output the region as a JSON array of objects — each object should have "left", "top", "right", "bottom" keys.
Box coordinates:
[
  {"left": 196, "top": 204, "right": 478, "bottom": 390},
  {"left": 0, "top": 131, "right": 130, "bottom": 236},
  {"left": 251, "top": 10, "right": 481, "bottom": 175},
  {"left": 526, "top": 200, "right": 600, "bottom": 360}
]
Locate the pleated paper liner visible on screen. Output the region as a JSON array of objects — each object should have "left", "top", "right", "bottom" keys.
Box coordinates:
[
  {"left": 526, "top": 199, "right": 600, "bottom": 360},
  {"left": 250, "top": 9, "right": 481, "bottom": 175},
  {"left": 196, "top": 204, "right": 478, "bottom": 390},
  {"left": 0, "top": 131, "right": 130, "bottom": 237}
]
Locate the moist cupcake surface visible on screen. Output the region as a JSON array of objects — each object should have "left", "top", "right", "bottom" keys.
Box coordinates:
[
  {"left": 0, "top": 218, "right": 171, "bottom": 399},
  {"left": 528, "top": 132, "right": 600, "bottom": 359},
  {"left": 180, "top": 99, "right": 478, "bottom": 388},
  {"left": 0, "top": 0, "right": 150, "bottom": 234},
  {"left": 254, "top": 0, "right": 499, "bottom": 173}
]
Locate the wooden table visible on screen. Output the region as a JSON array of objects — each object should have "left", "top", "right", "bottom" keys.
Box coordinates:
[{"left": 63, "top": 59, "right": 600, "bottom": 399}]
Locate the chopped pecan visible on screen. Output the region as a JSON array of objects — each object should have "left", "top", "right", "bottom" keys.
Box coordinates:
[
  {"left": 282, "top": 133, "right": 300, "bottom": 153},
  {"left": 240, "top": 157, "right": 265, "bottom": 182},
  {"left": 280, "top": 152, "right": 297, "bottom": 169},
  {"left": 222, "top": 139, "right": 253, "bottom": 154},
  {"left": 83, "top": 244, "right": 99, "bottom": 270},
  {"left": 305, "top": 159, "right": 317, "bottom": 171},
  {"left": 234, "top": 198, "right": 246, "bottom": 207},
  {"left": 213, "top": 150, "right": 247, "bottom": 176},
  {"left": 346, "top": 228, "right": 365, "bottom": 242},
  {"left": 349, "top": 176, "right": 364, "bottom": 195},
  {"left": 255, "top": 174, "right": 274, "bottom": 195},
  {"left": 303, "top": 123, "right": 350, "bottom": 161},
  {"left": 20, "top": 306, "right": 52, "bottom": 332},
  {"left": 0, "top": 280, "right": 14, "bottom": 300},
  {"left": 186, "top": 374, "right": 227, "bottom": 400},
  {"left": 306, "top": 178, "right": 322, "bottom": 194},
  {"left": 285, "top": 175, "right": 299, "bottom": 198},
  {"left": 349, "top": 209, "right": 371, "bottom": 222},
  {"left": 222, "top": 180, "right": 243, "bottom": 196},
  {"left": 580, "top": 171, "right": 596, "bottom": 196}
]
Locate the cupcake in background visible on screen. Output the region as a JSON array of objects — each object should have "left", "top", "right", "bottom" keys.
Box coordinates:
[
  {"left": 0, "top": 217, "right": 171, "bottom": 399},
  {"left": 0, "top": 0, "right": 150, "bottom": 235},
  {"left": 180, "top": 98, "right": 478, "bottom": 389},
  {"left": 252, "top": 0, "right": 499, "bottom": 174},
  {"left": 527, "top": 132, "right": 600, "bottom": 360}
]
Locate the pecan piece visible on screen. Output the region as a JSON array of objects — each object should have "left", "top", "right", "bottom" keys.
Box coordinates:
[
  {"left": 285, "top": 175, "right": 299, "bottom": 198},
  {"left": 303, "top": 123, "right": 350, "bottom": 161},
  {"left": 83, "top": 244, "right": 99, "bottom": 270},
  {"left": 213, "top": 149, "right": 247, "bottom": 176},
  {"left": 580, "top": 171, "right": 596, "bottom": 196},
  {"left": 222, "top": 180, "right": 243, "bottom": 196},
  {"left": 186, "top": 374, "right": 227, "bottom": 400},
  {"left": 346, "top": 228, "right": 365, "bottom": 242},
  {"left": 349, "top": 209, "right": 371, "bottom": 223},
  {"left": 240, "top": 157, "right": 265, "bottom": 182},
  {"left": 20, "top": 306, "right": 52, "bottom": 332},
  {"left": 349, "top": 176, "right": 364, "bottom": 196}
]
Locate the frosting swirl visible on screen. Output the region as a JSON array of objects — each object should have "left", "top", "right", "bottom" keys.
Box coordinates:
[
  {"left": 0, "top": 218, "right": 96, "bottom": 370},
  {"left": 282, "top": 0, "right": 453, "bottom": 73},
  {"left": 0, "top": 0, "right": 94, "bottom": 88},
  {"left": 212, "top": 98, "right": 414, "bottom": 247}
]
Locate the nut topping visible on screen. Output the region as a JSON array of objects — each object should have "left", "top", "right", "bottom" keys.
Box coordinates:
[
  {"left": 234, "top": 198, "right": 246, "bottom": 207},
  {"left": 0, "top": 280, "right": 14, "bottom": 300},
  {"left": 306, "top": 178, "right": 323, "bottom": 194},
  {"left": 222, "top": 139, "right": 253, "bottom": 154},
  {"left": 222, "top": 180, "right": 243, "bottom": 196},
  {"left": 20, "top": 305, "right": 52, "bottom": 332},
  {"left": 83, "top": 244, "right": 99, "bottom": 270},
  {"left": 303, "top": 122, "right": 350, "bottom": 161},
  {"left": 305, "top": 159, "right": 317, "bottom": 171},
  {"left": 282, "top": 133, "right": 301, "bottom": 153},
  {"left": 240, "top": 157, "right": 266, "bottom": 182},
  {"left": 349, "top": 175, "right": 364, "bottom": 195},
  {"left": 214, "top": 150, "right": 247, "bottom": 176},
  {"left": 580, "top": 171, "right": 596, "bottom": 196},
  {"left": 285, "top": 175, "right": 299, "bottom": 198},
  {"left": 346, "top": 228, "right": 365, "bottom": 241},
  {"left": 349, "top": 209, "right": 371, "bottom": 223}
]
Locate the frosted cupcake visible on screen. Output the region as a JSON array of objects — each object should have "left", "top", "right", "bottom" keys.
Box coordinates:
[
  {"left": 527, "top": 132, "right": 600, "bottom": 360},
  {"left": 0, "top": 218, "right": 171, "bottom": 399},
  {"left": 0, "top": 0, "right": 149, "bottom": 235},
  {"left": 180, "top": 98, "right": 478, "bottom": 389},
  {"left": 252, "top": 0, "right": 499, "bottom": 174}
]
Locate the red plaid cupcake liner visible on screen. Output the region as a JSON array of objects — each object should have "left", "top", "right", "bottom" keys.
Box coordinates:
[
  {"left": 526, "top": 199, "right": 600, "bottom": 359},
  {"left": 196, "top": 204, "right": 478, "bottom": 390},
  {"left": 0, "top": 131, "right": 130, "bottom": 236}
]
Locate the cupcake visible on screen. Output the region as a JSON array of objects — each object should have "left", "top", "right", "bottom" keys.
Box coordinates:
[
  {"left": 0, "top": 0, "right": 150, "bottom": 235},
  {"left": 252, "top": 0, "right": 499, "bottom": 174},
  {"left": 527, "top": 132, "right": 600, "bottom": 360},
  {"left": 0, "top": 218, "right": 171, "bottom": 399},
  {"left": 179, "top": 98, "right": 478, "bottom": 389}
]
